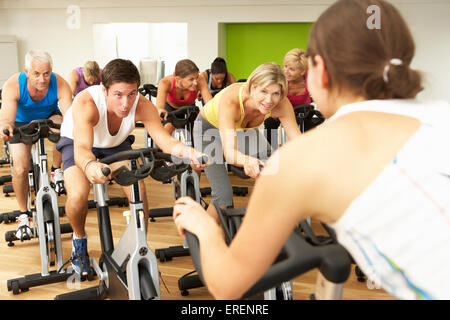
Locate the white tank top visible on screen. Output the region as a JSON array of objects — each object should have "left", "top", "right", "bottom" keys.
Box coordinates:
[
  {"left": 328, "top": 99, "right": 450, "bottom": 300},
  {"left": 61, "top": 85, "right": 138, "bottom": 148}
]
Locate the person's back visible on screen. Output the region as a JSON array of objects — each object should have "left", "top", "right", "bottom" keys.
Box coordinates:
[{"left": 327, "top": 99, "right": 450, "bottom": 299}]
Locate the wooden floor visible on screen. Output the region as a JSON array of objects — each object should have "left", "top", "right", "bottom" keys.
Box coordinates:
[{"left": 0, "top": 127, "right": 396, "bottom": 300}]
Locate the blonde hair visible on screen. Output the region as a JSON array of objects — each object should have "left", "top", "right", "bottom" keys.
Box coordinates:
[
  {"left": 83, "top": 60, "right": 101, "bottom": 79},
  {"left": 283, "top": 48, "right": 308, "bottom": 73},
  {"left": 245, "top": 62, "right": 287, "bottom": 100}
]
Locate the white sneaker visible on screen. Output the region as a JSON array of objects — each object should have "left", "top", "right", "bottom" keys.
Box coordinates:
[
  {"left": 51, "top": 168, "right": 66, "bottom": 195},
  {"left": 15, "top": 213, "right": 32, "bottom": 241}
]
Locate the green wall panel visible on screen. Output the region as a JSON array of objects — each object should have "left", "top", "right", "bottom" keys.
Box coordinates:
[{"left": 225, "top": 22, "right": 313, "bottom": 81}]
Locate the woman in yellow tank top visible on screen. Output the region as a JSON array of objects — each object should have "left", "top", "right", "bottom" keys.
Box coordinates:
[{"left": 193, "top": 62, "right": 300, "bottom": 219}]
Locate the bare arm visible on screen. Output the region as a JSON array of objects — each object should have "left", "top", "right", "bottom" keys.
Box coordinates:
[
  {"left": 55, "top": 73, "right": 73, "bottom": 115},
  {"left": 67, "top": 70, "right": 78, "bottom": 98},
  {"left": 135, "top": 94, "right": 207, "bottom": 168},
  {"left": 218, "top": 84, "right": 263, "bottom": 177},
  {"left": 155, "top": 76, "right": 171, "bottom": 119},
  {"left": 217, "top": 86, "right": 246, "bottom": 165},
  {"left": 197, "top": 75, "right": 212, "bottom": 104},
  {"left": 227, "top": 72, "right": 236, "bottom": 85},
  {"left": 0, "top": 74, "right": 20, "bottom": 140},
  {"left": 173, "top": 135, "right": 317, "bottom": 299},
  {"left": 275, "top": 97, "right": 301, "bottom": 140}
]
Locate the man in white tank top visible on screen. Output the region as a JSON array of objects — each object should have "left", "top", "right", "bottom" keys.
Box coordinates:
[{"left": 56, "top": 59, "right": 206, "bottom": 275}]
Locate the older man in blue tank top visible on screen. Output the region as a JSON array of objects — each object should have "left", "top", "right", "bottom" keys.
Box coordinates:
[{"left": 0, "top": 50, "right": 72, "bottom": 217}]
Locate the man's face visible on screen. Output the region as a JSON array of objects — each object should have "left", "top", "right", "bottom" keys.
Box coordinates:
[
  {"left": 103, "top": 82, "right": 139, "bottom": 118},
  {"left": 25, "top": 59, "right": 52, "bottom": 92}
]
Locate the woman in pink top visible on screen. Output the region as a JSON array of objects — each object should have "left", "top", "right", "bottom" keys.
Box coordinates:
[
  {"left": 264, "top": 49, "right": 312, "bottom": 147},
  {"left": 156, "top": 59, "right": 212, "bottom": 134},
  {"left": 284, "top": 48, "right": 311, "bottom": 106}
]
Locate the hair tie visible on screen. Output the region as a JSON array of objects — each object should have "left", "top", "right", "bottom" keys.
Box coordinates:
[{"left": 383, "top": 58, "right": 403, "bottom": 84}]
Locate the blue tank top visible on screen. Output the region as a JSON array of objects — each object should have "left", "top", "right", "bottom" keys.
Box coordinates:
[{"left": 16, "top": 71, "right": 58, "bottom": 122}]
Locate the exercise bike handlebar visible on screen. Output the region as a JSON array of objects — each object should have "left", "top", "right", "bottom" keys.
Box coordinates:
[
  {"left": 98, "top": 147, "right": 208, "bottom": 186},
  {"left": 139, "top": 84, "right": 158, "bottom": 98},
  {"left": 99, "top": 147, "right": 156, "bottom": 186},
  {"left": 149, "top": 152, "right": 208, "bottom": 183},
  {"left": 160, "top": 105, "right": 200, "bottom": 129},
  {"left": 3, "top": 119, "right": 61, "bottom": 145},
  {"left": 101, "top": 167, "right": 111, "bottom": 176},
  {"left": 184, "top": 205, "right": 352, "bottom": 299},
  {"left": 293, "top": 104, "right": 325, "bottom": 121}
]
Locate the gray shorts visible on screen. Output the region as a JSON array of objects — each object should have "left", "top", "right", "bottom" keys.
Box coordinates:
[
  {"left": 55, "top": 135, "right": 135, "bottom": 171},
  {"left": 193, "top": 114, "right": 271, "bottom": 207}
]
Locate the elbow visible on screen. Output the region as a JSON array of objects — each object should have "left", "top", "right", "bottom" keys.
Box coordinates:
[{"left": 207, "top": 282, "right": 242, "bottom": 300}]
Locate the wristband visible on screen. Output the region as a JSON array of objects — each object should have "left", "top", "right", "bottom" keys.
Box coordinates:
[{"left": 83, "top": 159, "right": 96, "bottom": 174}]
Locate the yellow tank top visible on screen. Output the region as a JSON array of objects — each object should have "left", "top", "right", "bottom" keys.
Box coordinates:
[{"left": 202, "top": 84, "right": 271, "bottom": 130}]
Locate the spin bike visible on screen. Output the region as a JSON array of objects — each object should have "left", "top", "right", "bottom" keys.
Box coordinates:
[
  {"left": 55, "top": 147, "right": 193, "bottom": 300},
  {"left": 145, "top": 105, "right": 211, "bottom": 262},
  {"left": 4, "top": 120, "right": 80, "bottom": 295},
  {"left": 184, "top": 204, "right": 352, "bottom": 300}
]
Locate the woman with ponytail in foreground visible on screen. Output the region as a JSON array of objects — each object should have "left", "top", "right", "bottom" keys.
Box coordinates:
[{"left": 172, "top": 0, "right": 450, "bottom": 300}]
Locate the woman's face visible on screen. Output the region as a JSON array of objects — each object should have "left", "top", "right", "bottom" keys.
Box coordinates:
[
  {"left": 212, "top": 73, "right": 226, "bottom": 88},
  {"left": 283, "top": 62, "right": 304, "bottom": 82},
  {"left": 179, "top": 72, "right": 199, "bottom": 91},
  {"left": 250, "top": 83, "right": 282, "bottom": 115}
]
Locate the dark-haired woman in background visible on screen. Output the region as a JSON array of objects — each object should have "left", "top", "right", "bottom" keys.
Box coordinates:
[
  {"left": 199, "top": 57, "right": 236, "bottom": 105},
  {"left": 173, "top": 0, "right": 450, "bottom": 300}
]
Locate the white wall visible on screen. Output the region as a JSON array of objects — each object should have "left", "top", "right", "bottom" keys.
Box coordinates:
[
  {"left": 396, "top": 2, "right": 450, "bottom": 102},
  {"left": 0, "top": 0, "right": 449, "bottom": 102},
  {"left": 0, "top": 35, "right": 19, "bottom": 87}
]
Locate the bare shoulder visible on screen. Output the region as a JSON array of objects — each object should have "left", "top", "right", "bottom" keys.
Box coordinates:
[
  {"left": 74, "top": 89, "right": 94, "bottom": 105},
  {"left": 158, "top": 75, "right": 172, "bottom": 86},
  {"left": 1, "top": 73, "right": 20, "bottom": 99},
  {"left": 221, "top": 82, "right": 241, "bottom": 99},
  {"left": 197, "top": 74, "right": 208, "bottom": 86},
  {"left": 265, "top": 115, "right": 365, "bottom": 221},
  {"left": 227, "top": 72, "right": 236, "bottom": 83},
  {"left": 72, "top": 90, "right": 98, "bottom": 120},
  {"left": 218, "top": 83, "right": 242, "bottom": 115},
  {"left": 199, "top": 70, "right": 208, "bottom": 80},
  {"left": 135, "top": 93, "right": 157, "bottom": 121},
  {"left": 2, "top": 73, "right": 20, "bottom": 91},
  {"left": 271, "top": 110, "right": 419, "bottom": 222}
]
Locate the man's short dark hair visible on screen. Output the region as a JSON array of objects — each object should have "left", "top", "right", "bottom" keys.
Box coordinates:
[{"left": 102, "top": 59, "right": 141, "bottom": 91}]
